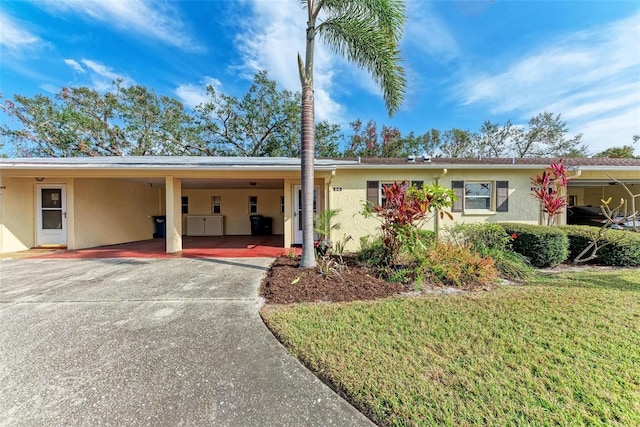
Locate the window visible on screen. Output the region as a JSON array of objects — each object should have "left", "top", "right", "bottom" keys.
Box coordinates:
[
  {"left": 366, "top": 180, "right": 423, "bottom": 207},
  {"left": 181, "top": 196, "right": 189, "bottom": 214},
  {"left": 280, "top": 196, "right": 285, "bottom": 214},
  {"left": 249, "top": 196, "right": 258, "bottom": 214},
  {"left": 451, "top": 180, "right": 509, "bottom": 213},
  {"left": 212, "top": 196, "right": 221, "bottom": 214},
  {"left": 465, "top": 182, "right": 492, "bottom": 210}
]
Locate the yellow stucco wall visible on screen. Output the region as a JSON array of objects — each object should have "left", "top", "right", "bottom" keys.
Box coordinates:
[
  {"left": 445, "top": 170, "right": 539, "bottom": 225},
  {"left": 328, "top": 168, "right": 541, "bottom": 251},
  {"left": 182, "top": 188, "right": 284, "bottom": 235},
  {"left": 0, "top": 177, "right": 37, "bottom": 253},
  {"left": 73, "top": 179, "right": 161, "bottom": 249}
]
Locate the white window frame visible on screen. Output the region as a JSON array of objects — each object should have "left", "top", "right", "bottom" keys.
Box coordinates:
[
  {"left": 380, "top": 181, "right": 409, "bottom": 208},
  {"left": 249, "top": 196, "right": 258, "bottom": 214},
  {"left": 464, "top": 182, "right": 493, "bottom": 212}
]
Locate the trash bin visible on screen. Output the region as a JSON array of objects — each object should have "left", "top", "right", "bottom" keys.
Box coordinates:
[
  {"left": 153, "top": 215, "right": 166, "bottom": 238},
  {"left": 250, "top": 215, "right": 263, "bottom": 236},
  {"left": 261, "top": 217, "right": 273, "bottom": 235}
]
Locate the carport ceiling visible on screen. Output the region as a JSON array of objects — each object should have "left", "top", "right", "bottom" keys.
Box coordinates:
[{"left": 123, "top": 177, "right": 285, "bottom": 189}]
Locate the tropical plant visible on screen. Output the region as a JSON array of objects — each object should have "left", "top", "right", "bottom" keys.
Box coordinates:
[
  {"left": 531, "top": 159, "right": 572, "bottom": 226},
  {"left": 297, "top": 0, "right": 407, "bottom": 267},
  {"left": 362, "top": 181, "right": 454, "bottom": 266}
]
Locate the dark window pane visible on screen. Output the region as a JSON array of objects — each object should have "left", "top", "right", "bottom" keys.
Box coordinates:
[
  {"left": 42, "top": 210, "right": 62, "bottom": 229},
  {"left": 42, "top": 189, "right": 62, "bottom": 209}
]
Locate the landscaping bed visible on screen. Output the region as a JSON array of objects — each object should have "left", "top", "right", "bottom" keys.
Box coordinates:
[{"left": 260, "top": 255, "right": 409, "bottom": 304}]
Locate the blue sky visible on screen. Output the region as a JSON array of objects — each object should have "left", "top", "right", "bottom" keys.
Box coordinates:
[{"left": 1, "top": 0, "right": 639, "bottom": 155}]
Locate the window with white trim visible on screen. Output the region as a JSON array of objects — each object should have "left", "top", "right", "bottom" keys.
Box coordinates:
[
  {"left": 464, "top": 182, "right": 492, "bottom": 210},
  {"left": 451, "top": 180, "right": 509, "bottom": 213},
  {"left": 367, "top": 180, "right": 422, "bottom": 207}
]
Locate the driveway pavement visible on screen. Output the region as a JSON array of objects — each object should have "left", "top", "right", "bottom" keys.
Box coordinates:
[{"left": 0, "top": 258, "right": 373, "bottom": 426}]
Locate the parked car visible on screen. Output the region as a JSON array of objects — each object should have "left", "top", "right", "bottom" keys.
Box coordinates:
[{"left": 567, "top": 205, "right": 639, "bottom": 230}]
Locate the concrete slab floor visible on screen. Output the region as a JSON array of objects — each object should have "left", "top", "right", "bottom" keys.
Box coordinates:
[{"left": 0, "top": 258, "right": 373, "bottom": 426}]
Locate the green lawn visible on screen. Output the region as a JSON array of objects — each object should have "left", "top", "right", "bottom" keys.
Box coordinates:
[{"left": 261, "top": 270, "right": 640, "bottom": 426}]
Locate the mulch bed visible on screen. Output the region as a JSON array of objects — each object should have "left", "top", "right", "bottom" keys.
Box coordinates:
[{"left": 260, "top": 255, "right": 410, "bottom": 304}]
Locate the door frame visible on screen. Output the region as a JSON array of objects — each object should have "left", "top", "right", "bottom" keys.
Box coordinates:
[
  {"left": 293, "top": 184, "right": 321, "bottom": 245},
  {"left": 36, "top": 184, "right": 68, "bottom": 246}
]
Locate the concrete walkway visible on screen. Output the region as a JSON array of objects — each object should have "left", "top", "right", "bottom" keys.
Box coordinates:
[{"left": 0, "top": 258, "right": 373, "bottom": 426}]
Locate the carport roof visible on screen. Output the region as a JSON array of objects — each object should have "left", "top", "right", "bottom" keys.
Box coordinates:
[
  {"left": 0, "top": 156, "right": 356, "bottom": 171},
  {"left": 2, "top": 156, "right": 639, "bottom": 171}
]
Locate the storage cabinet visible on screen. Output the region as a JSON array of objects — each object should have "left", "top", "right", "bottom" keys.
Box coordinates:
[{"left": 186, "top": 215, "right": 224, "bottom": 236}]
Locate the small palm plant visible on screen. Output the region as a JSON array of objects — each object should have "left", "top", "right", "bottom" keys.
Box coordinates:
[{"left": 313, "top": 208, "right": 341, "bottom": 256}]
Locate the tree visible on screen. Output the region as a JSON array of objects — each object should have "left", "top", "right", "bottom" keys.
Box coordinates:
[
  {"left": 594, "top": 145, "right": 636, "bottom": 158},
  {"left": 195, "top": 70, "right": 301, "bottom": 157},
  {"left": 475, "top": 120, "right": 516, "bottom": 158},
  {"left": 439, "top": 128, "right": 476, "bottom": 158},
  {"left": 297, "top": 0, "right": 407, "bottom": 267},
  {"left": 1, "top": 84, "right": 198, "bottom": 157},
  {"left": 513, "top": 112, "right": 587, "bottom": 158}
]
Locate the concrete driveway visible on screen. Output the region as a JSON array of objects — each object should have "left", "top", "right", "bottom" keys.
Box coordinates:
[{"left": 0, "top": 258, "right": 373, "bottom": 426}]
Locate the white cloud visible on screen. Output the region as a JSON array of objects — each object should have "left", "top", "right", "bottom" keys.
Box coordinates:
[
  {"left": 456, "top": 12, "right": 640, "bottom": 152},
  {"left": 32, "top": 0, "right": 203, "bottom": 52},
  {"left": 234, "top": 1, "right": 361, "bottom": 124},
  {"left": 40, "top": 83, "right": 58, "bottom": 94},
  {"left": 62, "top": 59, "right": 132, "bottom": 91},
  {"left": 0, "top": 11, "right": 42, "bottom": 52},
  {"left": 175, "top": 77, "right": 222, "bottom": 109},
  {"left": 64, "top": 59, "right": 85, "bottom": 73},
  {"left": 403, "top": 1, "right": 460, "bottom": 63}
]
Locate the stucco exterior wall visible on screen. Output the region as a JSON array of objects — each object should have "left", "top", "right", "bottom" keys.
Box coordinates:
[
  {"left": 182, "top": 188, "right": 284, "bottom": 235},
  {"left": 0, "top": 177, "right": 36, "bottom": 253},
  {"left": 72, "top": 179, "right": 161, "bottom": 249},
  {"left": 328, "top": 169, "right": 445, "bottom": 251},
  {"left": 329, "top": 168, "right": 541, "bottom": 251},
  {"left": 445, "top": 170, "right": 539, "bottom": 225}
]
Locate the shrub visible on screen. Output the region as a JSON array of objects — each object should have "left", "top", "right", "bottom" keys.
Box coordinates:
[
  {"left": 448, "top": 223, "right": 511, "bottom": 251},
  {"left": 484, "top": 248, "right": 534, "bottom": 281},
  {"left": 416, "top": 242, "right": 499, "bottom": 289},
  {"left": 448, "top": 223, "right": 533, "bottom": 280},
  {"left": 558, "top": 225, "right": 640, "bottom": 266},
  {"left": 356, "top": 235, "right": 389, "bottom": 267},
  {"left": 499, "top": 223, "right": 569, "bottom": 268}
]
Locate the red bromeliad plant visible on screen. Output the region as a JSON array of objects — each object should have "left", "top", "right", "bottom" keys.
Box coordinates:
[
  {"left": 362, "top": 181, "right": 455, "bottom": 265},
  {"left": 531, "top": 159, "right": 571, "bottom": 226}
]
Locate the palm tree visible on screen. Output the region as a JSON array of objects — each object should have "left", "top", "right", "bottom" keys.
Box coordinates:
[{"left": 298, "top": 0, "right": 407, "bottom": 267}]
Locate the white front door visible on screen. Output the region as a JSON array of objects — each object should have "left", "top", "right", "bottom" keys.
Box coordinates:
[
  {"left": 36, "top": 184, "right": 67, "bottom": 246},
  {"left": 293, "top": 185, "right": 320, "bottom": 245}
]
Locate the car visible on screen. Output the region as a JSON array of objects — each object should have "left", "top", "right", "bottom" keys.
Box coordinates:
[{"left": 567, "top": 205, "right": 639, "bottom": 230}]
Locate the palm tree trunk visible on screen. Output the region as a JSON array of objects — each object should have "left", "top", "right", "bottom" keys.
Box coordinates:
[
  {"left": 300, "top": 84, "right": 316, "bottom": 267},
  {"left": 299, "top": 3, "right": 317, "bottom": 268}
]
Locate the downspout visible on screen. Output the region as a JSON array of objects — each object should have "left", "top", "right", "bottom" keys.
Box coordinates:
[{"left": 434, "top": 169, "right": 448, "bottom": 237}]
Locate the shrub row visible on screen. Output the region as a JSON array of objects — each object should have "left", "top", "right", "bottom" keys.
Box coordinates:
[
  {"left": 499, "top": 223, "right": 569, "bottom": 268},
  {"left": 557, "top": 225, "right": 640, "bottom": 267}
]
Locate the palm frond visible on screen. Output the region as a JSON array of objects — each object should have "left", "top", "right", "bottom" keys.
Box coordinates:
[{"left": 317, "top": 12, "right": 406, "bottom": 115}]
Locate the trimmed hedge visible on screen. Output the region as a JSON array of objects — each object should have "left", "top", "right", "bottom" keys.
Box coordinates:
[
  {"left": 557, "top": 225, "right": 640, "bottom": 267},
  {"left": 499, "top": 223, "right": 569, "bottom": 268}
]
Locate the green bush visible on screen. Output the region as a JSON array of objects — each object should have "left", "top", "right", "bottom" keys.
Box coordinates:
[
  {"left": 416, "top": 242, "right": 499, "bottom": 289},
  {"left": 499, "top": 223, "right": 569, "bottom": 268},
  {"left": 448, "top": 223, "right": 533, "bottom": 280},
  {"left": 356, "top": 235, "right": 389, "bottom": 267},
  {"left": 448, "top": 223, "right": 511, "bottom": 251},
  {"left": 558, "top": 225, "right": 640, "bottom": 266}
]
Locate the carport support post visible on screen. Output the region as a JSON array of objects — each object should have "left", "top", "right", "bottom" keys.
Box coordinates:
[{"left": 165, "top": 177, "right": 182, "bottom": 253}]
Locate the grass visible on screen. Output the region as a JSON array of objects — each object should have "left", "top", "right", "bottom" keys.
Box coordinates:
[{"left": 261, "top": 269, "right": 640, "bottom": 426}]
